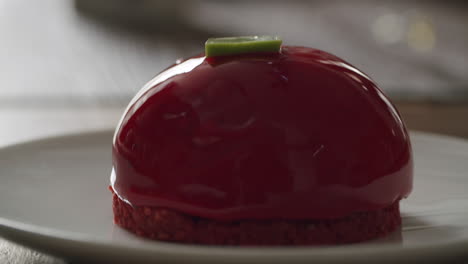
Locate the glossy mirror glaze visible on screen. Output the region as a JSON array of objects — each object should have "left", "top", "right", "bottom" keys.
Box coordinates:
[{"left": 112, "top": 46, "right": 412, "bottom": 221}]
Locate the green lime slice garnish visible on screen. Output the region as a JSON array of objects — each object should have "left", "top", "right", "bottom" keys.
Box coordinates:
[{"left": 205, "top": 36, "right": 282, "bottom": 57}]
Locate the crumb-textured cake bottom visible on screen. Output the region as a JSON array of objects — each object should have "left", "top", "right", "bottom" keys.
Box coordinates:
[{"left": 112, "top": 193, "right": 401, "bottom": 245}]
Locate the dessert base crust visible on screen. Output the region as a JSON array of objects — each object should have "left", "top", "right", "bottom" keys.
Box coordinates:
[{"left": 112, "top": 193, "right": 401, "bottom": 245}]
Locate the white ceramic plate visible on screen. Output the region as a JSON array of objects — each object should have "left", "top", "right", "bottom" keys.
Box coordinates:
[{"left": 0, "top": 130, "right": 467, "bottom": 263}]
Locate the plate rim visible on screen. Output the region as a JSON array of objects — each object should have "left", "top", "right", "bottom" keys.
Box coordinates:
[
  {"left": 1, "top": 216, "right": 468, "bottom": 263},
  {"left": 1, "top": 129, "right": 468, "bottom": 262}
]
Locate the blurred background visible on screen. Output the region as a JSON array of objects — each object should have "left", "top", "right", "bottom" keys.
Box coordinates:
[
  {"left": 0, "top": 0, "right": 467, "bottom": 147},
  {"left": 0, "top": 1, "right": 467, "bottom": 262}
]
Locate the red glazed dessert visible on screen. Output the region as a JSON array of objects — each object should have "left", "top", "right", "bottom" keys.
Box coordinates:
[{"left": 111, "top": 37, "right": 413, "bottom": 245}]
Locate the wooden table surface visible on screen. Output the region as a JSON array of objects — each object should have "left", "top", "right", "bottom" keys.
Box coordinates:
[{"left": 1, "top": 0, "right": 467, "bottom": 263}]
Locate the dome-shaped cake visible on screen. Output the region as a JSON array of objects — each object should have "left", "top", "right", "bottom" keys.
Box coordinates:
[{"left": 111, "top": 37, "right": 412, "bottom": 245}]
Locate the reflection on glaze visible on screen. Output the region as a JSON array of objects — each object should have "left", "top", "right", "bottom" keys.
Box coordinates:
[
  {"left": 112, "top": 57, "right": 205, "bottom": 144},
  {"left": 317, "top": 59, "right": 373, "bottom": 82},
  {"left": 111, "top": 46, "right": 413, "bottom": 221}
]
